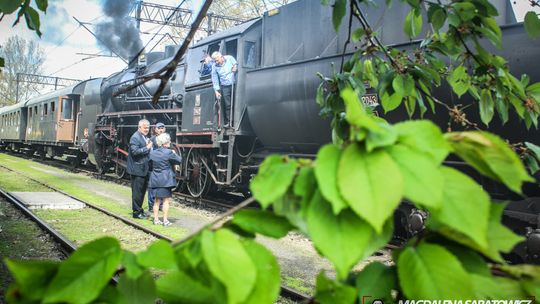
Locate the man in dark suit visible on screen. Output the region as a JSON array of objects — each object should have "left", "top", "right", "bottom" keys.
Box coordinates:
[{"left": 127, "top": 119, "right": 153, "bottom": 218}]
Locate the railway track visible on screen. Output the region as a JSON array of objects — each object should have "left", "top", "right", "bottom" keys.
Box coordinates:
[{"left": 0, "top": 159, "right": 311, "bottom": 302}]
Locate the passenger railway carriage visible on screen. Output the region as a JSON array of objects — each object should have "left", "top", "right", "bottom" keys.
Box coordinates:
[{"left": 0, "top": 0, "right": 539, "bottom": 263}]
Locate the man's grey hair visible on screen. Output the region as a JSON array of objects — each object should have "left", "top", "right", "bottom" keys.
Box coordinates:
[
  {"left": 211, "top": 51, "right": 222, "bottom": 60},
  {"left": 138, "top": 119, "right": 150, "bottom": 127},
  {"left": 156, "top": 133, "right": 171, "bottom": 147}
]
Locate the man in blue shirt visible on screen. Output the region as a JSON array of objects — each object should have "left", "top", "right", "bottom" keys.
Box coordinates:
[
  {"left": 200, "top": 54, "right": 213, "bottom": 77},
  {"left": 211, "top": 51, "right": 237, "bottom": 128}
]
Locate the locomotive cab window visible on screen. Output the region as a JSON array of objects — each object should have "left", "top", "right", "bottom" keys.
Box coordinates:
[
  {"left": 243, "top": 41, "right": 257, "bottom": 68},
  {"left": 199, "top": 42, "right": 220, "bottom": 79},
  {"left": 61, "top": 98, "right": 73, "bottom": 120},
  {"left": 225, "top": 39, "right": 238, "bottom": 59}
]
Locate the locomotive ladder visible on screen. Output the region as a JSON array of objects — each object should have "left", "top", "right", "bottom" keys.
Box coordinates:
[{"left": 217, "top": 133, "right": 235, "bottom": 184}]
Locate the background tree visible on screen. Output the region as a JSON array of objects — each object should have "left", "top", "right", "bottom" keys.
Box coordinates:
[
  {"left": 0, "top": 35, "right": 45, "bottom": 106},
  {"left": 0, "top": 0, "right": 48, "bottom": 70}
]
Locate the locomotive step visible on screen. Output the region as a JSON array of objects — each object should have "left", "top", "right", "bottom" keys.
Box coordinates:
[
  {"left": 217, "top": 154, "right": 227, "bottom": 158},
  {"left": 216, "top": 169, "right": 227, "bottom": 172}
]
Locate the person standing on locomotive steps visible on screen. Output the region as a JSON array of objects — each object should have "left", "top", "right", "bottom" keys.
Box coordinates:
[
  {"left": 211, "top": 51, "right": 237, "bottom": 128},
  {"left": 147, "top": 122, "right": 166, "bottom": 213},
  {"left": 127, "top": 119, "right": 153, "bottom": 219},
  {"left": 149, "top": 133, "right": 182, "bottom": 226}
]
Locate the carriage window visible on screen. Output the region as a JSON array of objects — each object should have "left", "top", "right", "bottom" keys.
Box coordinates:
[
  {"left": 243, "top": 41, "right": 256, "bottom": 68},
  {"left": 51, "top": 101, "right": 55, "bottom": 112},
  {"left": 225, "top": 39, "right": 238, "bottom": 59},
  {"left": 43, "top": 103, "right": 48, "bottom": 116},
  {"left": 62, "top": 98, "right": 73, "bottom": 120},
  {"left": 29, "top": 109, "right": 32, "bottom": 120},
  {"left": 34, "top": 106, "right": 37, "bottom": 115}
]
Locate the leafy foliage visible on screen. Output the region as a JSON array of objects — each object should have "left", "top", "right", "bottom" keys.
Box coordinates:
[
  {"left": 0, "top": 0, "right": 48, "bottom": 72},
  {"left": 5, "top": 0, "right": 540, "bottom": 303}
]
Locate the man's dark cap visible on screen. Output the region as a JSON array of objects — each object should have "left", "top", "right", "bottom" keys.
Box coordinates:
[{"left": 156, "top": 122, "right": 165, "bottom": 128}]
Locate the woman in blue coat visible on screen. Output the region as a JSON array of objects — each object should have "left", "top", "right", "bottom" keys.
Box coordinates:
[{"left": 148, "top": 133, "right": 182, "bottom": 226}]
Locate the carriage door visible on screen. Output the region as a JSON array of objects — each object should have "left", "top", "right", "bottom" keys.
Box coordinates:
[{"left": 56, "top": 96, "right": 75, "bottom": 142}]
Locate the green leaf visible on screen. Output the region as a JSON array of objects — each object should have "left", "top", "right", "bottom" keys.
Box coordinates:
[
  {"left": 428, "top": 5, "right": 446, "bottom": 31},
  {"left": 307, "top": 191, "right": 378, "bottom": 280},
  {"left": 404, "top": 8, "right": 423, "bottom": 38},
  {"left": 35, "top": 0, "right": 47, "bottom": 11},
  {"left": 526, "top": 142, "right": 540, "bottom": 160},
  {"left": 447, "top": 65, "right": 470, "bottom": 97},
  {"left": 387, "top": 144, "right": 443, "bottom": 210},
  {"left": 341, "top": 86, "right": 367, "bottom": 127},
  {"left": 485, "top": 203, "right": 525, "bottom": 258},
  {"left": 156, "top": 271, "right": 214, "bottom": 304},
  {"left": 315, "top": 144, "right": 348, "bottom": 214},
  {"left": 273, "top": 193, "right": 309, "bottom": 235},
  {"left": 242, "top": 240, "right": 281, "bottom": 304},
  {"left": 524, "top": 11, "right": 540, "bottom": 39},
  {"left": 137, "top": 240, "right": 177, "bottom": 271},
  {"left": 471, "top": 274, "right": 527, "bottom": 299},
  {"left": 118, "top": 271, "right": 157, "bottom": 304},
  {"left": 522, "top": 279, "right": 540, "bottom": 299},
  {"left": 381, "top": 91, "right": 403, "bottom": 113},
  {"left": 202, "top": 229, "right": 256, "bottom": 304},
  {"left": 365, "top": 121, "right": 398, "bottom": 152},
  {"left": 436, "top": 202, "right": 524, "bottom": 262},
  {"left": 315, "top": 271, "right": 357, "bottom": 304},
  {"left": 43, "top": 237, "right": 123, "bottom": 304},
  {"left": 250, "top": 155, "right": 297, "bottom": 208},
  {"left": 395, "top": 120, "right": 450, "bottom": 164},
  {"left": 356, "top": 262, "right": 396, "bottom": 302},
  {"left": 0, "top": 57, "right": 4, "bottom": 68},
  {"left": 332, "top": 0, "right": 346, "bottom": 32},
  {"left": 232, "top": 209, "right": 294, "bottom": 238},
  {"left": 527, "top": 81, "right": 540, "bottom": 101},
  {"left": 479, "top": 17, "right": 502, "bottom": 48},
  {"left": 447, "top": 131, "right": 534, "bottom": 193},
  {"left": 4, "top": 259, "right": 59, "bottom": 300},
  {"left": 479, "top": 89, "right": 495, "bottom": 126},
  {"left": 444, "top": 244, "right": 491, "bottom": 276},
  {"left": 453, "top": 2, "right": 476, "bottom": 21},
  {"left": 0, "top": 0, "right": 22, "bottom": 14},
  {"left": 352, "top": 28, "right": 366, "bottom": 42},
  {"left": 338, "top": 144, "right": 403, "bottom": 232},
  {"left": 524, "top": 154, "right": 540, "bottom": 175},
  {"left": 434, "top": 167, "right": 490, "bottom": 249},
  {"left": 122, "top": 251, "right": 144, "bottom": 279},
  {"left": 397, "top": 242, "right": 475, "bottom": 300},
  {"left": 24, "top": 6, "right": 42, "bottom": 36}
]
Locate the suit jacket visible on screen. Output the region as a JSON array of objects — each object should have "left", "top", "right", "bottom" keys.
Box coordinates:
[
  {"left": 127, "top": 131, "right": 151, "bottom": 177},
  {"left": 149, "top": 147, "right": 182, "bottom": 188}
]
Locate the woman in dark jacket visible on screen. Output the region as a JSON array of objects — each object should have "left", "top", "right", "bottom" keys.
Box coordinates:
[{"left": 148, "top": 133, "right": 182, "bottom": 226}]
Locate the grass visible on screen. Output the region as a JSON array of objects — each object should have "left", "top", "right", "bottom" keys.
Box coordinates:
[
  {"left": 0, "top": 153, "right": 187, "bottom": 240},
  {"left": 282, "top": 275, "right": 313, "bottom": 295},
  {"left": 34, "top": 208, "right": 157, "bottom": 252},
  {"left": 0, "top": 167, "right": 51, "bottom": 192}
]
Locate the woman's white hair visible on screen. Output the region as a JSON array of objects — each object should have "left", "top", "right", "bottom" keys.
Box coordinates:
[{"left": 156, "top": 133, "right": 171, "bottom": 147}]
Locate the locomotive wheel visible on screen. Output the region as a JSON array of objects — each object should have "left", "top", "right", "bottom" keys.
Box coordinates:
[
  {"left": 185, "top": 148, "right": 210, "bottom": 198},
  {"left": 115, "top": 162, "right": 126, "bottom": 179}
]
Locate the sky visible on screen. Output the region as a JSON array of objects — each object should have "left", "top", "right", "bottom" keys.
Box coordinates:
[
  {"left": 0, "top": 0, "right": 202, "bottom": 82},
  {"left": 0, "top": 0, "right": 538, "bottom": 87}
]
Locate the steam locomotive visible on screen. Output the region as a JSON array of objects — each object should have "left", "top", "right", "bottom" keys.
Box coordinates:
[{"left": 0, "top": 0, "right": 539, "bottom": 263}]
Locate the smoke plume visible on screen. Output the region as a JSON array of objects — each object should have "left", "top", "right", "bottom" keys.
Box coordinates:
[{"left": 96, "top": 0, "right": 143, "bottom": 61}]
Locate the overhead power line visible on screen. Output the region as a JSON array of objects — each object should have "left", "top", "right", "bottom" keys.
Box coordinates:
[{"left": 130, "top": 2, "right": 249, "bottom": 35}]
